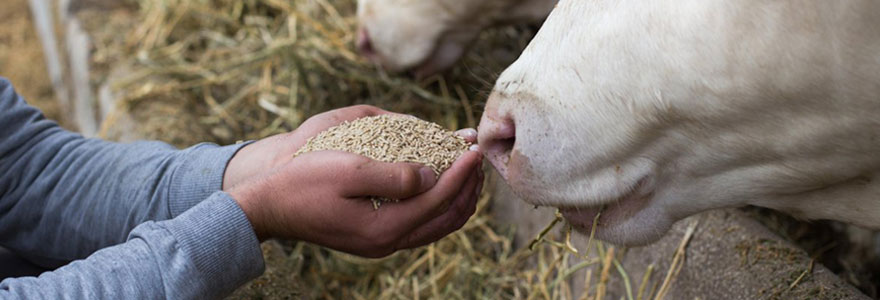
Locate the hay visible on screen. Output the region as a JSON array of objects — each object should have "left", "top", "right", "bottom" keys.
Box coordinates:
[
  {"left": 92, "top": 0, "right": 526, "bottom": 147},
  {"left": 654, "top": 220, "right": 699, "bottom": 300}
]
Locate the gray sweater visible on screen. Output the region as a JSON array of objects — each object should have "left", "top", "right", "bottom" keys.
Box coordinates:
[{"left": 0, "top": 78, "right": 265, "bottom": 299}]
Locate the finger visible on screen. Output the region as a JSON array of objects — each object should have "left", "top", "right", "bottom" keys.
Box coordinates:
[
  {"left": 409, "top": 150, "right": 482, "bottom": 206},
  {"left": 376, "top": 150, "right": 482, "bottom": 232},
  {"left": 336, "top": 154, "right": 438, "bottom": 199},
  {"left": 408, "top": 171, "right": 480, "bottom": 248},
  {"left": 395, "top": 167, "right": 483, "bottom": 249},
  {"left": 454, "top": 128, "right": 478, "bottom": 144}
]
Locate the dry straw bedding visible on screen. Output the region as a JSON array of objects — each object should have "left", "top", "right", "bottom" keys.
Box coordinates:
[
  {"left": 85, "top": 0, "right": 698, "bottom": 299},
  {"left": 91, "top": 0, "right": 526, "bottom": 147}
]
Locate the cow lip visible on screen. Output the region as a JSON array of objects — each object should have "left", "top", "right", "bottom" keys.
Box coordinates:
[
  {"left": 483, "top": 147, "right": 512, "bottom": 182},
  {"left": 559, "top": 176, "right": 654, "bottom": 229}
]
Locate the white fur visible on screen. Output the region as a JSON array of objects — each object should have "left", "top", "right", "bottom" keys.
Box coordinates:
[
  {"left": 480, "top": 0, "right": 880, "bottom": 245},
  {"left": 356, "top": 0, "right": 556, "bottom": 74}
]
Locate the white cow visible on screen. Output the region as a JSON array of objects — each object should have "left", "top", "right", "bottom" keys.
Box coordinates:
[
  {"left": 478, "top": 0, "right": 880, "bottom": 246},
  {"left": 355, "top": 0, "right": 557, "bottom": 78}
]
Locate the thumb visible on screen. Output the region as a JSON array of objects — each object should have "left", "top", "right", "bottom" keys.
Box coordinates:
[{"left": 336, "top": 154, "right": 438, "bottom": 199}]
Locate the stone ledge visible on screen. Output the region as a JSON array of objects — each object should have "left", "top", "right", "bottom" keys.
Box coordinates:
[{"left": 489, "top": 176, "right": 869, "bottom": 299}]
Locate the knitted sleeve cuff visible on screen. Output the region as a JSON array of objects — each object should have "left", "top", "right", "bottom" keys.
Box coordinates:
[{"left": 167, "top": 141, "right": 254, "bottom": 217}]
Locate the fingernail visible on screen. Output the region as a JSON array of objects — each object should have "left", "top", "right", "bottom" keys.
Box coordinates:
[
  {"left": 468, "top": 144, "right": 480, "bottom": 152},
  {"left": 455, "top": 128, "right": 478, "bottom": 139},
  {"left": 420, "top": 166, "right": 437, "bottom": 189}
]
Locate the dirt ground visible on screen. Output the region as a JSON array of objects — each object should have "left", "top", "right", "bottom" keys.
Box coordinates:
[{"left": 0, "top": 0, "right": 64, "bottom": 126}]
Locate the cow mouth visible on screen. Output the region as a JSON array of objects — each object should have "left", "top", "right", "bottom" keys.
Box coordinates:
[{"left": 558, "top": 177, "right": 654, "bottom": 233}]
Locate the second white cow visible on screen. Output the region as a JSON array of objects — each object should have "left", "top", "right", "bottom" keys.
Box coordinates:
[
  {"left": 479, "top": 0, "right": 880, "bottom": 245},
  {"left": 356, "top": 0, "right": 557, "bottom": 78}
]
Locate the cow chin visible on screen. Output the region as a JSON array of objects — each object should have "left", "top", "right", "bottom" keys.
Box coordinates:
[
  {"left": 559, "top": 192, "right": 674, "bottom": 246},
  {"left": 362, "top": 29, "right": 474, "bottom": 78},
  {"left": 411, "top": 39, "right": 469, "bottom": 79},
  {"left": 562, "top": 203, "right": 674, "bottom": 246},
  {"left": 502, "top": 149, "right": 674, "bottom": 246}
]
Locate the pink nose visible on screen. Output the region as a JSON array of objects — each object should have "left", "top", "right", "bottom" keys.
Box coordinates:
[
  {"left": 356, "top": 27, "right": 376, "bottom": 58},
  {"left": 478, "top": 109, "right": 516, "bottom": 180}
]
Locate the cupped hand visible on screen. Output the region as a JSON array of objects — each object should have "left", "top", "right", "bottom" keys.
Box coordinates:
[
  {"left": 222, "top": 105, "right": 483, "bottom": 258},
  {"left": 222, "top": 105, "right": 408, "bottom": 190},
  {"left": 229, "top": 149, "right": 483, "bottom": 258}
]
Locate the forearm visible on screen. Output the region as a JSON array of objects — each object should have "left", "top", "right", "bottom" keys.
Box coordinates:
[
  {"left": 0, "top": 192, "right": 264, "bottom": 299},
  {"left": 0, "top": 78, "right": 250, "bottom": 266}
]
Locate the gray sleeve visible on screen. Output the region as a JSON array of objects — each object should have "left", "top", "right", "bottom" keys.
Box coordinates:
[
  {"left": 0, "top": 77, "right": 251, "bottom": 268},
  {"left": 0, "top": 192, "right": 266, "bottom": 299}
]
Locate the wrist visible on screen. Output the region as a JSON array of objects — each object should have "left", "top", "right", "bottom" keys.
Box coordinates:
[
  {"left": 228, "top": 184, "right": 270, "bottom": 241},
  {"left": 222, "top": 141, "right": 261, "bottom": 190}
]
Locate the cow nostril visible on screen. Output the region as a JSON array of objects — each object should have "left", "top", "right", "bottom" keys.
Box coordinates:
[
  {"left": 492, "top": 137, "right": 515, "bottom": 164},
  {"left": 357, "top": 27, "right": 375, "bottom": 57},
  {"left": 481, "top": 117, "right": 516, "bottom": 178}
]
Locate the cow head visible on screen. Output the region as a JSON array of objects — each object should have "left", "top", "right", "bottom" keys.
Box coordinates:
[
  {"left": 479, "top": 0, "right": 880, "bottom": 245},
  {"left": 355, "top": 0, "right": 556, "bottom": 78}
]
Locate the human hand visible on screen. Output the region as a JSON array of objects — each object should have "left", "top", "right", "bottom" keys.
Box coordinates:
[
  {"left": 229, "top": 148, "right": 482, "bottom": 258},
  {"left": 223, "top": 105, "right": 483, "bottom": 258},
  {"left": 223, "top": 105, "right": 412, "bottom": 190}
]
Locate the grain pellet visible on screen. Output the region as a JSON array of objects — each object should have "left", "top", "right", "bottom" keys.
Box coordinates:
[{"left": 295, "top": 115, "right": 471, "bottom": 208}]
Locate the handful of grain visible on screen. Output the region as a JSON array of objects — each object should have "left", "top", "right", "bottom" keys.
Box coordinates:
[{"left": 294, "top": 115, "right": 471, "bottom": 207}]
